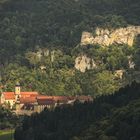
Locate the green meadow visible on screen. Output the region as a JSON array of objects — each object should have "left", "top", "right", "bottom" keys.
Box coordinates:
[{"left": 0, "top": 130, "right": 14, "bottom": 140}]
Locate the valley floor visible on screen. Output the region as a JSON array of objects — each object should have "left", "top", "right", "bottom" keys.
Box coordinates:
[{"left": 0, "top": 129, "right": 14, "bottom": 140}]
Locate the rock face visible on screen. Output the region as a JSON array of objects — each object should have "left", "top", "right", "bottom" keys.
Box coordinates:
[
  {"left": 128, "top": 55, "right": 135, "bottom": 69},
  {"left": 114, "top": 70, "right": 125, "bottom": 79},
  {"left": 81, "top": 26, "right": 140, "bottom": 46},
  {"left": 75, "top": 55, "right": 96, "bottom": 72}
]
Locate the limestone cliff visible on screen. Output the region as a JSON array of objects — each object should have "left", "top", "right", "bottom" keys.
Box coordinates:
[
  {"left": 75, "top": 26, "right": 139, "bottom": 72},
  {"left": 75, "top": 55, "right": 96, "bottom": 72},
  {"left": 81, "top": 26, "right": 140, "bottom": 46}
]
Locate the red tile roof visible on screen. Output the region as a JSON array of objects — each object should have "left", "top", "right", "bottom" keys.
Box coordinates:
[
  {"left": 1, "top": 91, "right": 93, "bottom": 106},
  {"left": 37, "top": 96, "right": 68, "bottom": 104},
  {"left": 2, "top": 91, "right": 39, "bottom": 102},
  {"left": 2, "top": 92, "right": 39, "bottom": 99},
  {"left": 37, "top": 98, "right": 54, "bottom": 105},
  {"left": 3, "top": 92, "right": 15, "bottom": 100},
  {"left": 76, "top": 95, "right": 93, "bottom": 102},
  {"left": 20, "top": 92, "right": 38, "bottom": 98},
  {"left": 20, "top": 92, "right": 38, "bottom": 95},
  {"left": 52, "top": 96, "right": 68, "bottom": 103},
  {"left": 20, "top": 97, "right": 37, "bottom": 104},
  {"left": 37, "top": 96, "right": 68, "bottom": 102},
  {"left": 37, "top": 95, "right": 53, "bottom": 99}
]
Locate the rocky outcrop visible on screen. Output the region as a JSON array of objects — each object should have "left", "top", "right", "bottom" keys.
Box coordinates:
[
  {"left": 128, "top": 55, "right": 135, "bottom": 69},
  {"left": 75, "top": 55, "right": 96, "bottom": 72},
  {"left": 81, "top": 26, "right": 140, "bottom": 47},
  {"left": 114, "top": 70, "right": 125, "bottom": 79}
]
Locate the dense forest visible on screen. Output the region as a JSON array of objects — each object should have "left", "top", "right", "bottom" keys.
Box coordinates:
[
  {"left": 14, "top": 81, "right": 140, "bottom": 140},
  {"left": 0, "top": 0, "right": 140, "bottom": 96},
  {"left": 0, "top": 0, "right": 140, "bottom": 140},
  {"left": 0, "top": 106, "right": 18, "bottom": 129}
]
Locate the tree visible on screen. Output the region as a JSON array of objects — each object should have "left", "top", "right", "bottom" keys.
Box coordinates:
[{"left": 93, "top": 71, "right": 119, "bottom": 96}]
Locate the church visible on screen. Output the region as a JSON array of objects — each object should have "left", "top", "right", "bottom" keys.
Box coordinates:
[
  {"left": 0, "top": 82, "right": 39, "bottom": 109},
  {"left": 0, "top": 83, "right": 93, "bottom": 115}
]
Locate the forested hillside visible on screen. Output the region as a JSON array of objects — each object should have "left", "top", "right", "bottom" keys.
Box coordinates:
[
  {"left": 0, "top": 0, "right": 140, "bottom": 96},
  {"left": 14, "top": 82, "right": 140, "bottom": 140},
  {"left": 0, "top": 106, "right": 18, "bottom": 129}
]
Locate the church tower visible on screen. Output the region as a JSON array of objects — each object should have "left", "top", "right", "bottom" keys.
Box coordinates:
[{"left": 15, "top": 81, "right": 21, "bottom": 102}]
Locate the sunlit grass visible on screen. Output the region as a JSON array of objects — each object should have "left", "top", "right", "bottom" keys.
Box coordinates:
[{"left": 0, "top": 130, "right": 14, "bottom": 140}]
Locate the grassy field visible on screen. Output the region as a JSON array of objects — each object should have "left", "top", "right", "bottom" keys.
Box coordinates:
[{"left": 0, "top": 130, "right": 14, "bottom": 140}]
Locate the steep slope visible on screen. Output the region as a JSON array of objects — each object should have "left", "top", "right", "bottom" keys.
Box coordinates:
[
  {"left": 75, "top": 26, "right": 140, "bottom": 73},
  {"left": 14, "top": 82, "right": 140, "bottom": 140},
  {"left": 0, "top": 0, "right": 140, "bottom": 96},
  {"left": 0, "top": 0, "right": 140, "bottom": 63}
]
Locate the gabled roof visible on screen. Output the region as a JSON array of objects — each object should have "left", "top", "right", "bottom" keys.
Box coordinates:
[
  {"left": 20, "top": 92, "right": 38, "bottom": 95},
  {"left": 37, "top": 98, "right": 55, "bottom": 105},
  {"left": 3, "top": 92, "right": 15, "bottom": 100},
  {"left": 37, "top": 95, "right": 68, "bottom": 101},
  {"left": 76, "top": 95, "right": 93, "bottom": 102},
  {"left": 20, "top": 97, "right": 37, "bottom": 104},
  {"left": 37, "top": 95, "right": 53, "bottom": 99},
  {"left": 2, "top": 91, "right": 39, "bottom": 100},
  {"left": 1, "top": 91, "right": 93, "bottom": 106},
  {"left": 52, "top": 96, "right": 68, "bottom": 103},
  {"left": 37, "top": 96, "right": 68, "bottom": 104},
  {"left": 20, "top": 92, "right": 38, "bottom": 98}
]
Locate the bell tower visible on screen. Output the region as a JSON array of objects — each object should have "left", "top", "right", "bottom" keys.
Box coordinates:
[{"left": 15, "top": 81, "right": 21, "bottom": 102}]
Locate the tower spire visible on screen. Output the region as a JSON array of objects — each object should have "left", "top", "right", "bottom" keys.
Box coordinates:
[{"left": 15, "top": 81, "right": 21, "bottom": 102}]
